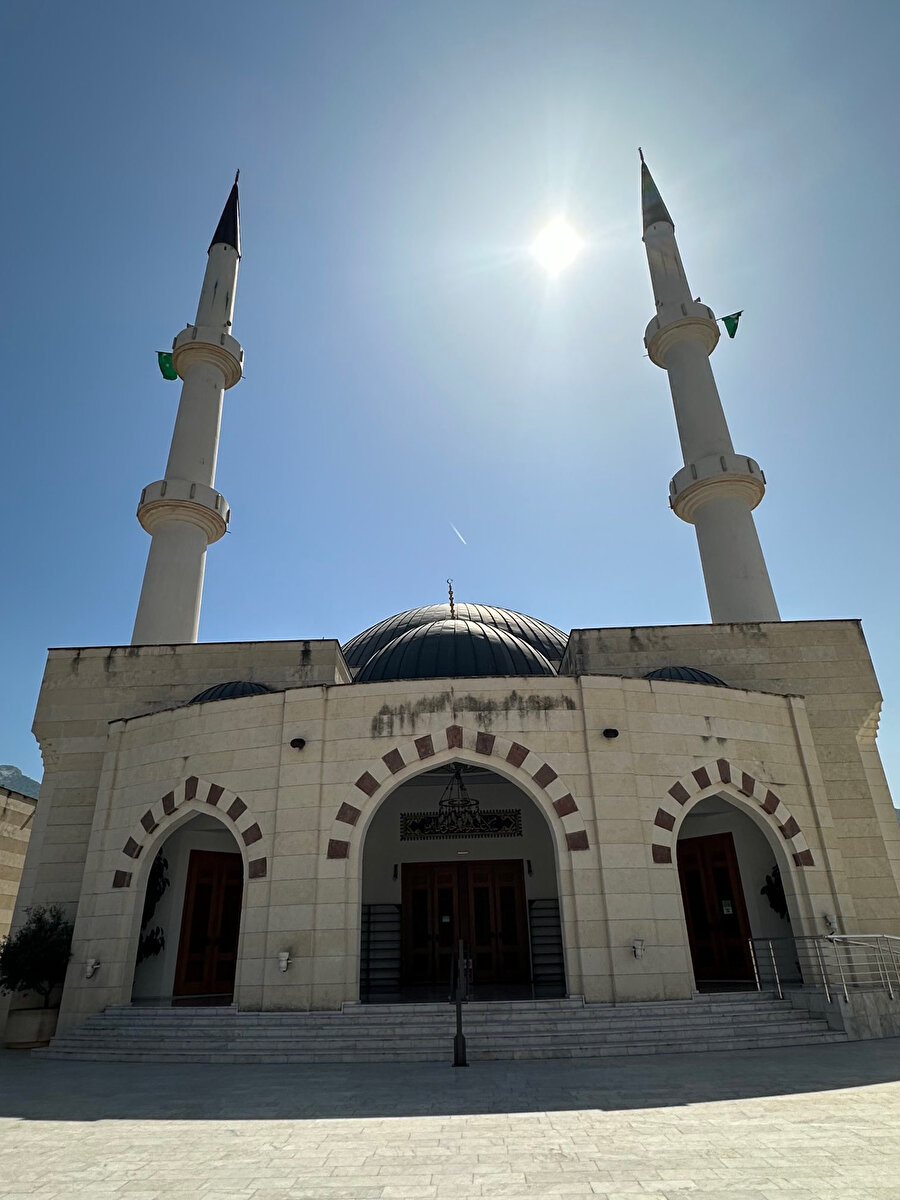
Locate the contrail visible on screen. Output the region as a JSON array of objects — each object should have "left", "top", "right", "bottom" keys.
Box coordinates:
[{"left": 450, "top": 522, "right": 467, "bottom": 545}]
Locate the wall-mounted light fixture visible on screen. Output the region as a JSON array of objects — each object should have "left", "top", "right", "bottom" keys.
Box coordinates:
[
  {"left": 823, "top": 913, "right": 838, "bottom": 935},
  {"left": 277, "top": 951, "right": 295, "bottom": 973},
  {"left": 392, "top": 863, "right": 398, "bottom": 881},
  {"left": 85, "top": 958, "right": 101, "bottom": 979},
  {"left": 290, "top": 737, "right": 306, "bottom": 750},
  {"left": 631, "top": 938, "right": 645, "bottom": 960},
  {"left": 526, "top": 859, "right": 533, "bottom": 877},
  {"left": 602, "top": 728, "right": 619, "bottom": 740}
]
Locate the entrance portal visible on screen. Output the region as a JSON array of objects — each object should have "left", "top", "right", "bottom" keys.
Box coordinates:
[
  {"left": 173, "top": 849, "right": 243, "bottom": 1003},
  {"left": 677, "top": 795, "right": 794, "bottom": 991},
  {"left": 360, "top": 762, "right": 566, "bottom": 1002},
  {"left": 402, "top": 859, "right": 530, "bottom": 996},
  {"left": 131, "top": 814, "right": 245, "bottom": 1007}
]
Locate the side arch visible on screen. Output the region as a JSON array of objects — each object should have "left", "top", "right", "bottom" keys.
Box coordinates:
[
  {"left": 324, "top": 723, "right": 589, "bottom": 859},
  {"left": 112, "top": 775, "right": 268, "bottom": 889},
  {"left": 648, "top": 758, "right": 814, "bottom": 868}
]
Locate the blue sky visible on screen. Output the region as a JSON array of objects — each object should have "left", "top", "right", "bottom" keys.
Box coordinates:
[{"left": 3, "top": 1, "right": 900, "bottom": 790}]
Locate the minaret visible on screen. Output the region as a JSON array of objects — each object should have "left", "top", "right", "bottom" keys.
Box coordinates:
[
  {"left": 641, "top": 153, "right": 779, "bottom": 623},
  {"left": 131, "top": 177, "right": 244, "bottom": 644}
]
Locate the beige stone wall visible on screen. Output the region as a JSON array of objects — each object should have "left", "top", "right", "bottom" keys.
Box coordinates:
[
  {"left": 15, "top": 638, "right": 349, "bottom": 930},
  {"left": 0, "top": 787, "right": 36, "bottom": 939},
  {"left": 563, "top": 619, "right": 900, "bottom": 931},
  {"left": 49, "top": 668, "right": 852, "bottom": 1029}
]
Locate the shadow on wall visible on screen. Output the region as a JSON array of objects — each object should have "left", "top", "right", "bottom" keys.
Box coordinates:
[{"left": 4, "top": 1039, "right": 900, "bottom": 1121}]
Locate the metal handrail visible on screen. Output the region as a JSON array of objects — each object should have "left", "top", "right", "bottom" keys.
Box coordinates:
[{"left": 747, "top": 932, "right": 900, "bottom": 1004}]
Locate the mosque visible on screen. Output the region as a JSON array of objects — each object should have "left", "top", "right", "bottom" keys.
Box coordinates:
[{"left": 9, "top": 159, "right": 900, "bottom": 1048}]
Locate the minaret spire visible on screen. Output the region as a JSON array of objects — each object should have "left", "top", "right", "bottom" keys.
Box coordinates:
[
  {"left": 640, "top": 155, "right": 674, "bottom": 230},
  {"left": 641, "top": 155, "right": 779, "bottom": 623},
  {"left": 208, "top": 173, "right": 241, "bottom": 256},
  {"left": 131, "top": 179, "right": 245, "bottom": 644}
]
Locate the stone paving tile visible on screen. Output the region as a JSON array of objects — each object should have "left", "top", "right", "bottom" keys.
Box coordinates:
[{"left": 2, "top": 1040, "right": 900, "bottom": 1197}]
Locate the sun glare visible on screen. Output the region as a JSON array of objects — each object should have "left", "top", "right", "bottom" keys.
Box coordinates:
[{"left": 530, "top": 216, "right": 585, "bottom": 275}]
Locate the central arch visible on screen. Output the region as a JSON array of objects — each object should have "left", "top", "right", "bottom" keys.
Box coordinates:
[
  {"left": 325, "top": 723, "right": 590, "bottom": 860},
  {"left": 359, "top": 758, "right": 568, "bottom": 1003}
]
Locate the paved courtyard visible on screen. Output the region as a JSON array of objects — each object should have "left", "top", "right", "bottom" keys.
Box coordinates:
[{"left": 2, "top": 1038, "right": 900, "bottom": 1198}]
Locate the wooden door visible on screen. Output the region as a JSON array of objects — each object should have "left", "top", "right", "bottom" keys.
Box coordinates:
[
  {"left": 677, "top": 832, "right": 754, "bottom": 987},
  {"left": 173, "top": 850, "right": 243, "bottom": 1002},
  {"left": 466, "top": 860, "right": 529, "bottom": 984},
  {"left": 401, "top": 861, "right": 460, "bottom": 988},
  {"left": 401, "top": 860, "right": 529, "bottom": 990}
]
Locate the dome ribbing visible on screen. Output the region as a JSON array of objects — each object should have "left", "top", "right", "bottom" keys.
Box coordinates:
[
  {"left": 189, "top": 681, "right": 273, "bottom": 704},
  {"left": 644, "top": 666, "right": 728, "bottom": 687},
  {"left": 356, "top": 619, "right": 557, "bottom": 683},
  {"left": 343, "top": 603, "right": 567, "bottom": 670}
]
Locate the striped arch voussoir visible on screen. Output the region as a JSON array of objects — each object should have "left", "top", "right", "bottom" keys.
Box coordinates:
[
  {"left": 649, "top": 758, "right": 814, "bottom": 868},
  {"left": 326, "top": 724, "right": 590, "bottom": 859},
  {"left": 113, "top": 775, "right": 268, "bottom": 888}
]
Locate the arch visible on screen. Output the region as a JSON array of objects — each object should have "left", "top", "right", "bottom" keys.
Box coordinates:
[
  {"left": 648, "top": 758, "right": 814, "bottom": 868},
  {"left": 324, "top": 724, "right": 589, "bottom": 860},
  {"left": 128, "top": 806, "right": 248, "bottom": 1007},
  {"left": 112, "top": 775, "right": 268, "bottom": 889}
]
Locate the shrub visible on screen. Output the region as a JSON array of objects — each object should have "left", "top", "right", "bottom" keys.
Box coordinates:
[{"left": 0, "top": 904, "right": 74, "bottom": 1008}]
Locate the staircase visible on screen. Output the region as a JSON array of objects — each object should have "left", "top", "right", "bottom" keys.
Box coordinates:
[
  {"left": 528, "top": 898, "right": 566, "bottom": 998},
  {"left": 36, "top": 992, "right": 845, "bottom": 1064},
  {"left": 360, "top": 903, "right": 402, "bottom": 1002}
]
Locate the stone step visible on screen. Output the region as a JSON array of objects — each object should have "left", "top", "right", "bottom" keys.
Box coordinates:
[
  {"left": 38, "top": 1029, "right": 846, "bottom": 1065},
  {"left": 83, "top": 998, "right": 793, "bottom": 1026},
  {"left": 60, "top": 1011, "right": 822, "bottom": 1043},
  {"left": 46, "top": 1017, "right": 835, "bottom": 1047},
  {"left": 39, "top": 992, "right": 843, "bottom": 1064},
  {"left": 71, "top": 1014, "right": 806, "bottom": 1040},
  {"left": 50, "top": 1023, "right": 836, "bottom": 1055}
]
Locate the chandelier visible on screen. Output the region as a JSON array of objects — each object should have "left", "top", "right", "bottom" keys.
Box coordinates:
[{"left": 400, "top": 765, "right": 522, "bottom": 841}]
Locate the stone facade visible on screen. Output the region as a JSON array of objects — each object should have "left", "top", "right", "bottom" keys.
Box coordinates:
[
  {"left": 0, "top": 786, "right": 36, "bottom": 939},
  {"left": 9, "top": 618, "right": 900, "bottom": 1037}
]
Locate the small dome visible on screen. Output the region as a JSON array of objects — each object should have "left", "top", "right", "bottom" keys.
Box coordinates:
[
  {"left": 343, "top": 603, "right": 567, "bottom": 669},
  {"left": 644, "top": 666, "right": 728, "bottom": 687},
  {"left": 356, "top": 619, "right": 557, "bottom": 683},
  {"left": 189, "top": 681, "right": 274, "bottom": 705}
]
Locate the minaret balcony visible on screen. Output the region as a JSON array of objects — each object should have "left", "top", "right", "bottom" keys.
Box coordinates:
[
  {"left": 669, "top": 453, "right": 767, "bottom": 523},
  {"left": 172, "top": 325, "right": 244, "bottom": 389},
  {"left": 136, "top": 479, "right": 230, "bottom": 543},
  {"left": 645, "top": 301, "right": 719, "bottom": 367}
]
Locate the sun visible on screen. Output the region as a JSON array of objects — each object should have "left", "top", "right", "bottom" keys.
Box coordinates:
[{"left": 530, "top": 216, "right": 585, "bottom": 275}]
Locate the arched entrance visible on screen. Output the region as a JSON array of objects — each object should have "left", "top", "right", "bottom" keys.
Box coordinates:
[
  {"left": 677, "top": 795, "right": 794, "bottom": 991},
  {"left": 131, "top": 813, "right": 244, "bottom": 1006},
  {"left": 360, "top": 762, "right": 566, "bottom": 1002}
]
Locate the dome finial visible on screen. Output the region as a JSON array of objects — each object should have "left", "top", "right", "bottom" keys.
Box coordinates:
[{"left": 447, "top": 578, "right": 456, "bottom": 619}]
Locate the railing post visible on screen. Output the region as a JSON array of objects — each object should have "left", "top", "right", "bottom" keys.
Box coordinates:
[
  {"left": 748, "top": 939, "right": 761, "bottom": 992},
  {"left": 833, "top": 940, "right": 850, "bottom": 1004},
  {"left": 453, "top": 939, "right": 468, "bottom": 1068},
  {"left": 767, "top": 940, "right": 783, "bottom": 1000},
  {"left": 812, "top": 938, "right": 831, "bottom": 1004},
  {"left": 884, "top": 936, "right": 900, "bottom": 995},
  {"left": 875, "top": 937, "right": 894, "bottom": 1000}
]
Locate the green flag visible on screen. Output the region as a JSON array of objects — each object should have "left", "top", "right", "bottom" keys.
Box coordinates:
[
  {"left": 721, "top": 311, "right": 743, "bottom": 339},
  {"left": 157, "top": 351, "right": 178, "bottom": 381}
]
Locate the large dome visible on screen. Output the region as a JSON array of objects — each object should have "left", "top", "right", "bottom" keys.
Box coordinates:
[
  {"left": 355, "top": 618, "right": 557, "bottom": 683},
  {"left": 343, "top": 603, "right": 568, "bottom": 670}
]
